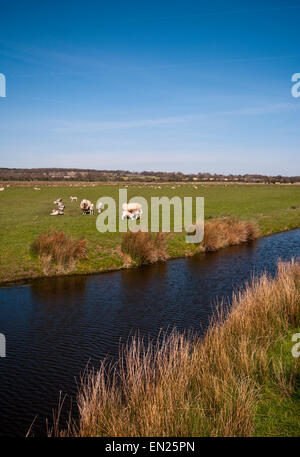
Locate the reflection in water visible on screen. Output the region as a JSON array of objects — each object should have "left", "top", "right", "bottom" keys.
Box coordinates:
[
  {"left": 28, "top": 276, "right": 88, "bottom": 341},
  {"left": 0, "top": 229, "right": 300, "bottom": 436},
  {"left": 30, "top": 276, "right": 87, "bottom": 308},
  {"left": 120, "top": 261, "right": 168, "bottom": 290}
]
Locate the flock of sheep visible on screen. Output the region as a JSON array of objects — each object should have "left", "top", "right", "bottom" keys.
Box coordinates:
[
  {"left": 50, "top": 196, "right": 142, "bottom": 220},
  {"left": 50, "top": 198, "right": 66, "bottom": 215},
  {"left": 50, "top": 196, "right": 97, "bottom": 216}
]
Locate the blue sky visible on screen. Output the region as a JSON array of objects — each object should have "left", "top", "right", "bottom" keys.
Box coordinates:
[{"left": 0, "top": 0, "right": 299, "bottom": 174}]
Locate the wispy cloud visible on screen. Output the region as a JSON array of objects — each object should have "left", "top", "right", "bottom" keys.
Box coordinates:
[
  {"left": 3, "top": 38, "right": 300, "bottom": 79},
  {"left": 53, "top": 103, "right": 299, "bottom": 133},
  {"left": 54, "top": 116, "right": 194, "bottom": 132}
]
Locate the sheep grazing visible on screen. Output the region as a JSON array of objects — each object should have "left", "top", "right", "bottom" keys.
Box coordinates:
[
  {"left": 70, "top": 196, "right": 78, "bottom": 202},
  {"left": 133, "top": 209, "right": 143, "bottom": 220},
  {"left": 80, "top": 199, "right": 93, "bottom": 215},
  {"left": 0, "top": 187, "right": 4, "bottom": 192},
  {"left": 34, "top": 187, "right": 41, "bottom": 191},
  {"left": 121, "top": 210, "right": 142, "bottom": 220},
  {"left": 121, "top": 210, "right": 135, "bottom": 220},
  {"left": 51, "top": 198, "right": 65, "bottom": 215},
  {"left": 121, "top": 202, "right": 142, "bottom": 220},
  {"left": 122, "top": 202, "right": 142, "bottom": 212},
  {"left": 97, "top": 202, "right": 104, "bottom": 214}
]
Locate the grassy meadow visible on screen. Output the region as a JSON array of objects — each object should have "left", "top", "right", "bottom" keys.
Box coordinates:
[{"left": 1, "top": 182, "right": 300, "bottom": 284}]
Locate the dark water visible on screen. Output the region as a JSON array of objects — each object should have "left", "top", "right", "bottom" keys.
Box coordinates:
[{"left": 0, "top": 229, "right": 300, "bottom": 436}]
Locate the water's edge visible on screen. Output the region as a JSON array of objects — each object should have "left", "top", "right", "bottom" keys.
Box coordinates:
[
  {"left": 1, "top": 228, "right": 300, "bottom": 436},
  {"left": 2, "top": 226, "right": 300, "bottom": 288}
]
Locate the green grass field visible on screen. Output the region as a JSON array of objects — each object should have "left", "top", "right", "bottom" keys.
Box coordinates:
[
  {"left": 1, "top": 183, "right": 300, "bottom": 284},
  {"left": 255, "top": 329, "right": 300, "bottom": 437}
]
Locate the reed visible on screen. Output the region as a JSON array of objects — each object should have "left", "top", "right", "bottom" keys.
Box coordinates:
[{"left": 53, "top": 259, "right": 299, "bottom": 437}]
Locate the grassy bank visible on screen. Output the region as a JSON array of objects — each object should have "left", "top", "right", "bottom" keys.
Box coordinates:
[
  {"left": 54, "top": 260, "right": 300, "bottom": 437},
  {"left": 1, "top": 183, "right": 300, "bottom": 283}
]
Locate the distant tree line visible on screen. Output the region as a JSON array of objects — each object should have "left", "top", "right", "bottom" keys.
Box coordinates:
[{"left": 0, "top": 168, "right": 299, "bottom": 183}]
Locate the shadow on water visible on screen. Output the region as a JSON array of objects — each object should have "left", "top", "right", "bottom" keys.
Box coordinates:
[{"left": 0, "top": 229, "right": 300, "bottom": 436}]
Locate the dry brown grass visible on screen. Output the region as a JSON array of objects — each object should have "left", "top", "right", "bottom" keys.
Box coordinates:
[
  {"left": 31, "top": 230, "right": 87, "bottom": 270},
  {"left": 121, "top": 231, "right": 168, "bottom": 266},
  {"left": 203, "top": 217, "right": 259, "bottom": 251},
  {"left": 53, "top": 259, "right": 300, "bottom": 437}
]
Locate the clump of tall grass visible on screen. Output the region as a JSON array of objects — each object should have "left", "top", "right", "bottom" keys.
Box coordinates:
[
  {"left": 203, "top": 217, "right": 259, "bottom": 251},
  {"left": 54, "top": 260, "right": 300, "bottom": 437},
  {"left": 121, "top": 231, "right": 168, "bottom": 266},
  {"left": 31, "top": 230, "right": 87, "bottom": 268}
]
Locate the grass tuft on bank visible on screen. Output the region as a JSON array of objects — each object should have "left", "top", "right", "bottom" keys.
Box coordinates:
[
  {"left": 52, "top": 259, "right": 300, "bottom": 437},
  {"left": 121, "top": 231, "right": 168, "bottom": 266},
  {"left": 31, "top": 230, "right": 87, "bottom": 273},
  {"left": 203, "top": 217, "right": 259, "bottom": 251}
]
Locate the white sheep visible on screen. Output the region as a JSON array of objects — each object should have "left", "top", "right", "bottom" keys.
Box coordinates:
[
  {"left": 121, "top": 203, "right": 143, "bottom": 220},
  {"left": 80, "top": 199, "right": 92, "bottom": 215},
  {"left": 122, "top": 202, "right": 142, "bottom": 213},
  {"left": 51, "top": 198, "right": 65, "bottom": 215},
  {"left": 97, "top": 202, "right": 104, "bottom": 213},
  {"left": 50, "top": 209, "right": 64, "bottom": 216},
  {"left": 122, "top": 210, "right": 135, "bottom": 220}
]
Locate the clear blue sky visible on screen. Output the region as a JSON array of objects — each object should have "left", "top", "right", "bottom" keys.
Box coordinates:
[{"left": 0, "top": 0, "right": 299, "bottom": 175}]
